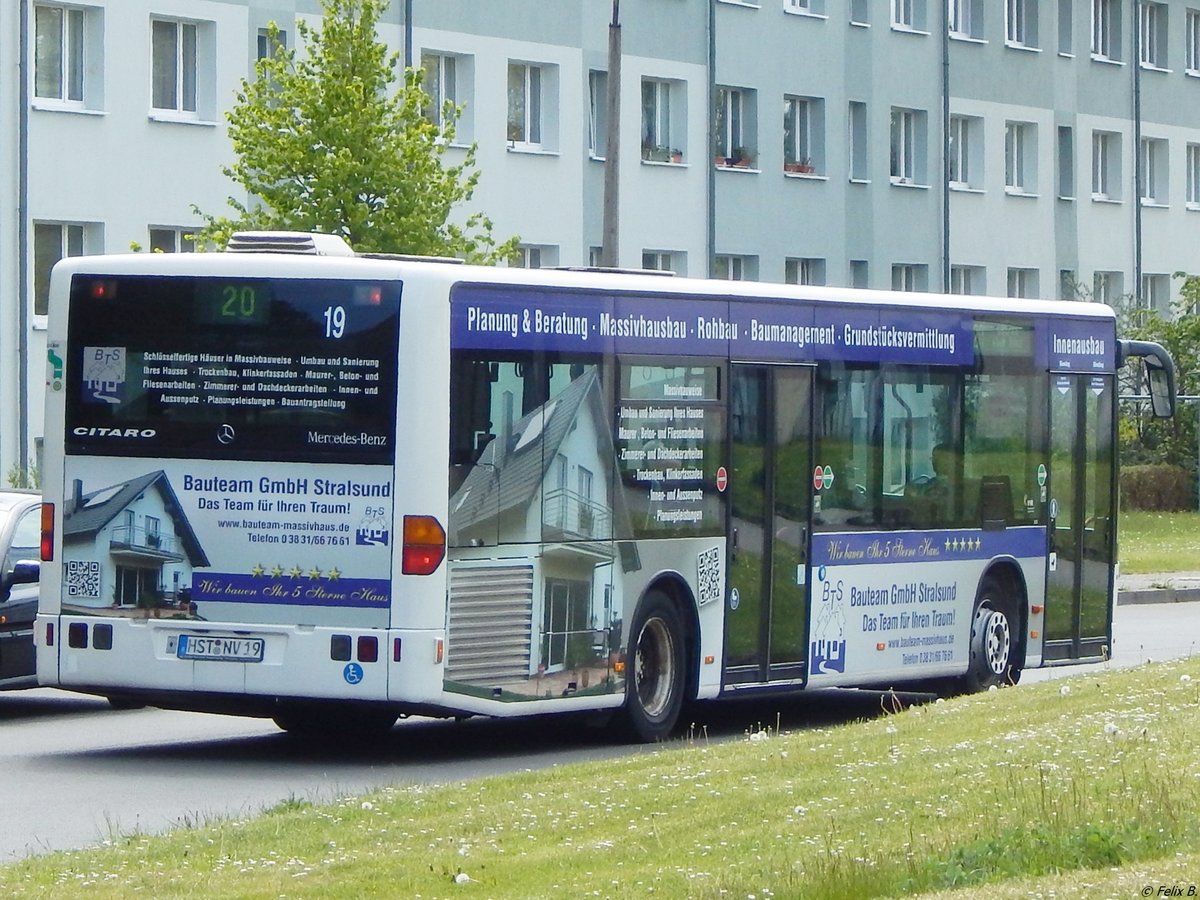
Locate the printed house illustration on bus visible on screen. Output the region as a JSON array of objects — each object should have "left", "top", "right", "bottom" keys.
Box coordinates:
[
  {"left": 447, "top": 367, "right": 636, "bottom": 699},
  {"left": 61, "top": 471, "right": 209, "bottom": 616}
]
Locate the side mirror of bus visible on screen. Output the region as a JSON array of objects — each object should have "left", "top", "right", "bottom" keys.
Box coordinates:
[
  {"left": 1146, "top": 359, "right": 1174, "bottom": 419},
  {"left": 1119, "top": 339, "right": 1176, "bottom": 419}
]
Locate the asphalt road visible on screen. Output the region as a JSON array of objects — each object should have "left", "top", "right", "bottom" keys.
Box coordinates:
[{"left": 0, "top": 599, "right": 1195, "bottom": 862}]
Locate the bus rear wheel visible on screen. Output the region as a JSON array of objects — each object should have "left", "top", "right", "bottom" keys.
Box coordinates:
[
  {"left": 962, "top": 577, "right": 1019, "bottom": 692},
  {"left": 622, "top": 591, "right": 686, "bottom": 743}
]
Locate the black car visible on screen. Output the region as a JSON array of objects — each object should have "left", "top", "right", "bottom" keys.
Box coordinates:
[{"left": 0, "top": 490, "right": 40, "bottom": 688}]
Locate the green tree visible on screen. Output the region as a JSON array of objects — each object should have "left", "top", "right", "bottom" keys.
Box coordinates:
[
  {"left": 1117, "top": 273, "right": 1200, "bottom": 485},
  {"left": 194, "top": 0, "right": 516, "bottom": 262}
]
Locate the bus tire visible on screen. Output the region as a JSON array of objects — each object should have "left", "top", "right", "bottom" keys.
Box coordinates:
[
  {"left": 962, "top": 576, "right": 1018, "bottom": 693},
  {"left": 622, "top": 590, "right": 686, "bottom": 743}
]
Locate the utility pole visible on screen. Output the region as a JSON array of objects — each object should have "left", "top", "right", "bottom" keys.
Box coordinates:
[{"left": 600, "top": 1, "right": 621, "bottom": 268}]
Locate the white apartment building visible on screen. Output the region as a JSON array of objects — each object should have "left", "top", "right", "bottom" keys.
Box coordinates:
[{"left": 3, "top": 0, "right": 1199, "bottom": 479}]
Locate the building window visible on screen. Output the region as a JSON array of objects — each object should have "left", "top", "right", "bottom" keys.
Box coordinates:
[
  {"left": 1007, "top": 267, "right": 1039, "bottom": 298},
  {"left": 889, "top": 107, "right": 925, "bottom": 185},
  {"left": 891, "top": 264, "right": 927, "bottom": 292},
  {"left": 513, "top": 245, "right": 557, "bottom": 268},
  {"left": 588, "top": 70, "right": 608, "bottom": 158},
  {"left": 1093, "top": 270, "right": 1123, "bottom": 303},
  {"left": 1187, "top": 143, "right": 1200, "bottom": 208},
  {"left": 949, "top": 0, "right": 983, "bottom": 39},
  {"left": 642, "top": 251, "right": 681, "bottom": 274},
  {"left": 33, "top": 222, "right": 86, "bottom": 317},
  {"left": 785, "top": 258, "right": 826, "bottom": 285},
  {"left": 1139, "top": 2, "right": 1167, "bottom": 69},
  {"left": 34, "top": 4, "right": 85, "bottom": 103},
  {"left": 715, "top": 86, "right": 756, "bottom": 166},
  {"left": 1057, "top": 125, "right": 1075, "bottom": 198},
  {"left": 1091, "top": 0, "right": 1121, "bottom": 61},
  {"left": 850, "top": 0, "right": 869, "bottom": 24},
  {"left": 951, "top": 265, "right": 986, "bottom": 295},
  {"left": 642, "top": 78, "right": 684, "bottom": 162},
  {"left": 714, "top": 255, "right": 755, "bottom": 281},
  {"left": 786, "top": 0, "right": 826, "bottom": 14},
  {"left": 849, "top": 260, "right": 869, "bottom": 287},
  {"left": 948, "top": 114, "right": 982, "bottom": 188},
  {"left": 1139, "top": 137, "right": 1168, "bottom": 205},
  {"left": 149, "top": 227, "right": 196, "bottom": 253},
  {"left": 1058, "top": 0, "right": 1073, "bottom": 53},
  {"left": 151, "top": 18, "right": 198, "bottom": 113},
  {"left": 1006, "top": 0, "right": 1038, "bottom": 48},
  {"left": 1092, "top": 130, "right": 1121, "bottom": 200},
  {"left": 256, "top": 26, "right": 286, "bottom": 63},
  {"left": 784, "top": 96, "right": 823, "bottom": 173},
  {"left": 891, "top": 0, "right": 926, "bottom": 30},
  {"left": 507, "top": 62, "right": 544, "bottom": 147},
  {"left": 1188, "top": 9, "right": 1200, "bottom": 74},
  {"left": 1005, "top": 121, "right": 1037, "bottom": 194},
  {"left": 848, "top": 101, "right": 868, "bottom": 180},
  {"left": 1142, "top": 273, "right": 1170, "bottom": 314},
  {"left": 421, "top": 52, "right": 457, "bottom": 127}
]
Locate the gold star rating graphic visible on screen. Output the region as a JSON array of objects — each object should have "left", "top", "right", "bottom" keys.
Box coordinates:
[
  {"left": 944, "top": 536, "right": 983, "bottom": 553},
  {"left": 271, "top": 565, "right": 283, "bottom": 577},
  {"left": 307, "top": 566, "right": 323, "bottom": 580},
  {"left": 327, "top": 567, "right": 342, "bottom": 581},
  {"left": 250, "top": 563, "right": 265, "bottom": 577},
  {"left": 289, "top": 565, "right": 303, "bottom": 578}
]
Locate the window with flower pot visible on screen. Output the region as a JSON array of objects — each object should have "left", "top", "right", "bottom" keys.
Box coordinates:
[{"left": 783, "top": 95, "right": 823, "bottom": 174}]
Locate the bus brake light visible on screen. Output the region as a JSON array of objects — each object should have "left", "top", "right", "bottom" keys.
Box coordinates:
[
  {"left": 402, "top": 515, "right": 446, "bottom": 575},
  {"left": 41, "top": 502, "right": 55, "bottom": 562}
]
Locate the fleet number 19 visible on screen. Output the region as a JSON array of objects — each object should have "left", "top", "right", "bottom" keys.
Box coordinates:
[{"left": 323, "top": 305, "right": 346, "bottom": 338}]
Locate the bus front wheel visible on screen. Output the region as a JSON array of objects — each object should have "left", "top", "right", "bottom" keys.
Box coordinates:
[
  {"left": 962, "top": 577, "right": 1019, "bottom": 692},
  {"left": 622, "top": 591, "right": 686, "bottom": 743}
]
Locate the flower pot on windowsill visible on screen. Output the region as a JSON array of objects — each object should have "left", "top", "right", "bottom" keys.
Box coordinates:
[{"left": 670, "top": 150, "right": 683, "bottom": 163}]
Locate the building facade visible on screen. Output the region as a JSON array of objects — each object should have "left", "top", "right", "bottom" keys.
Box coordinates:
[{"left": 3, "top": 0, "right": 1200, "bottom": 478}]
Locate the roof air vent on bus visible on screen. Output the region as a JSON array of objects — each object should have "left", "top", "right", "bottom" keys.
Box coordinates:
[{"left": 226, "top": 231, "right": 356, "bottom": 257}]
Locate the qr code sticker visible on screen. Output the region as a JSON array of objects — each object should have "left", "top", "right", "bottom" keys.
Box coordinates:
[
  {"left": 696, "top": 545, "right": 722, "bottom": 607},
  {"left": 66, "top": 560, "right": 101, "bottom": 600}
]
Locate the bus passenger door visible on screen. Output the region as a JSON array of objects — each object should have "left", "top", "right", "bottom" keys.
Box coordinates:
[
  {"left": 1045, "top": 373, "right": 1115, "bottom": 660},
  {"left": 724, "top": 365, "right": 814, "bottom": 685}
]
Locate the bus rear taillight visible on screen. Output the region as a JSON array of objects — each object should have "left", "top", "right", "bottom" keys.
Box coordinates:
[
  {"left": 41, "top": 502, "right": 55, "bottom": 562},
  {"left": 402, "top": 515, "right": 446, "bottom": 575}
]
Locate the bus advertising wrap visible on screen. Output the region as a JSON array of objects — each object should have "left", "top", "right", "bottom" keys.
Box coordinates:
[
  {"left": 452, "top": 286, "right": 973, "bottom": 365},
  {"left": 58, "top": 457, "right": 394, "bottom": 626},
  {"left": 58, "top": 274, "right": 401, "bottom": 626}
]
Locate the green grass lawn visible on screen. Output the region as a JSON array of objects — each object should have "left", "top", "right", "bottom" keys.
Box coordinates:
[
  {"left": 1120, "top": 509, "right": 1200, "bottom": 573},
  {"left": 3, "top": 658, "right": 1200, "bottom": 898}
]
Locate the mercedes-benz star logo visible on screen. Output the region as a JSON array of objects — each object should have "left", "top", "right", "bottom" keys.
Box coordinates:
[{"left": 217, "top": 424, "right": 236, "bottom": 445}]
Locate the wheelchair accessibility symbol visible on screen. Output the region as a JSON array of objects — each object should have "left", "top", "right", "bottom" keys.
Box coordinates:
[{"left": 343, "top": 663, "right": 364, "bottom": 685}]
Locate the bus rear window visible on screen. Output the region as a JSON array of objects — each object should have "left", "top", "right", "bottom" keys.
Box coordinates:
[{"left": 64, "top": 275, "right": 400, "bottom": 464}]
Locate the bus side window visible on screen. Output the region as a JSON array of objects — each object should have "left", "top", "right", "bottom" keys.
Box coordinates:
[{"left": 450, "top": 358, "right": 497, "bottom": 467}]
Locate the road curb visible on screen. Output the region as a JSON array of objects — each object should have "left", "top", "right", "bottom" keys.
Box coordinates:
[{"left": 1117, "top": 587, "right": 1200, "bottom": 606}]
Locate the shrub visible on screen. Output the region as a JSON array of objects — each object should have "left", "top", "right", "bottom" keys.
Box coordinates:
[{"left": 1120, "top": 464, "right": 1193, "bottom": 511}]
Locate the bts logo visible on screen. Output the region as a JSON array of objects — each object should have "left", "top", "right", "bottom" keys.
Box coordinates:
[{"left": 81, "top": 347, "right": 126, "bottom": 405}]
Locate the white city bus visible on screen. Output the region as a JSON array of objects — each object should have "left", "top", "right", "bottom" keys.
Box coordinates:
[{"left": 36, "top": 233, "right": 1175, "bottom": 740}]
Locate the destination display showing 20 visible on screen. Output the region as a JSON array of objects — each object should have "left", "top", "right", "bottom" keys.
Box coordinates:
[{"left": 65, "top": 275, "right": 401, "bottom": 463}]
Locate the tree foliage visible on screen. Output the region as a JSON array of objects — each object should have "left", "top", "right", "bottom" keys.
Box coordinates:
[
  {"left": 1116, "top": 273, "right": 1200, "bottom": 492},
  {"left": 194, "top": 0, "right": 516, "bottom": 262}
]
